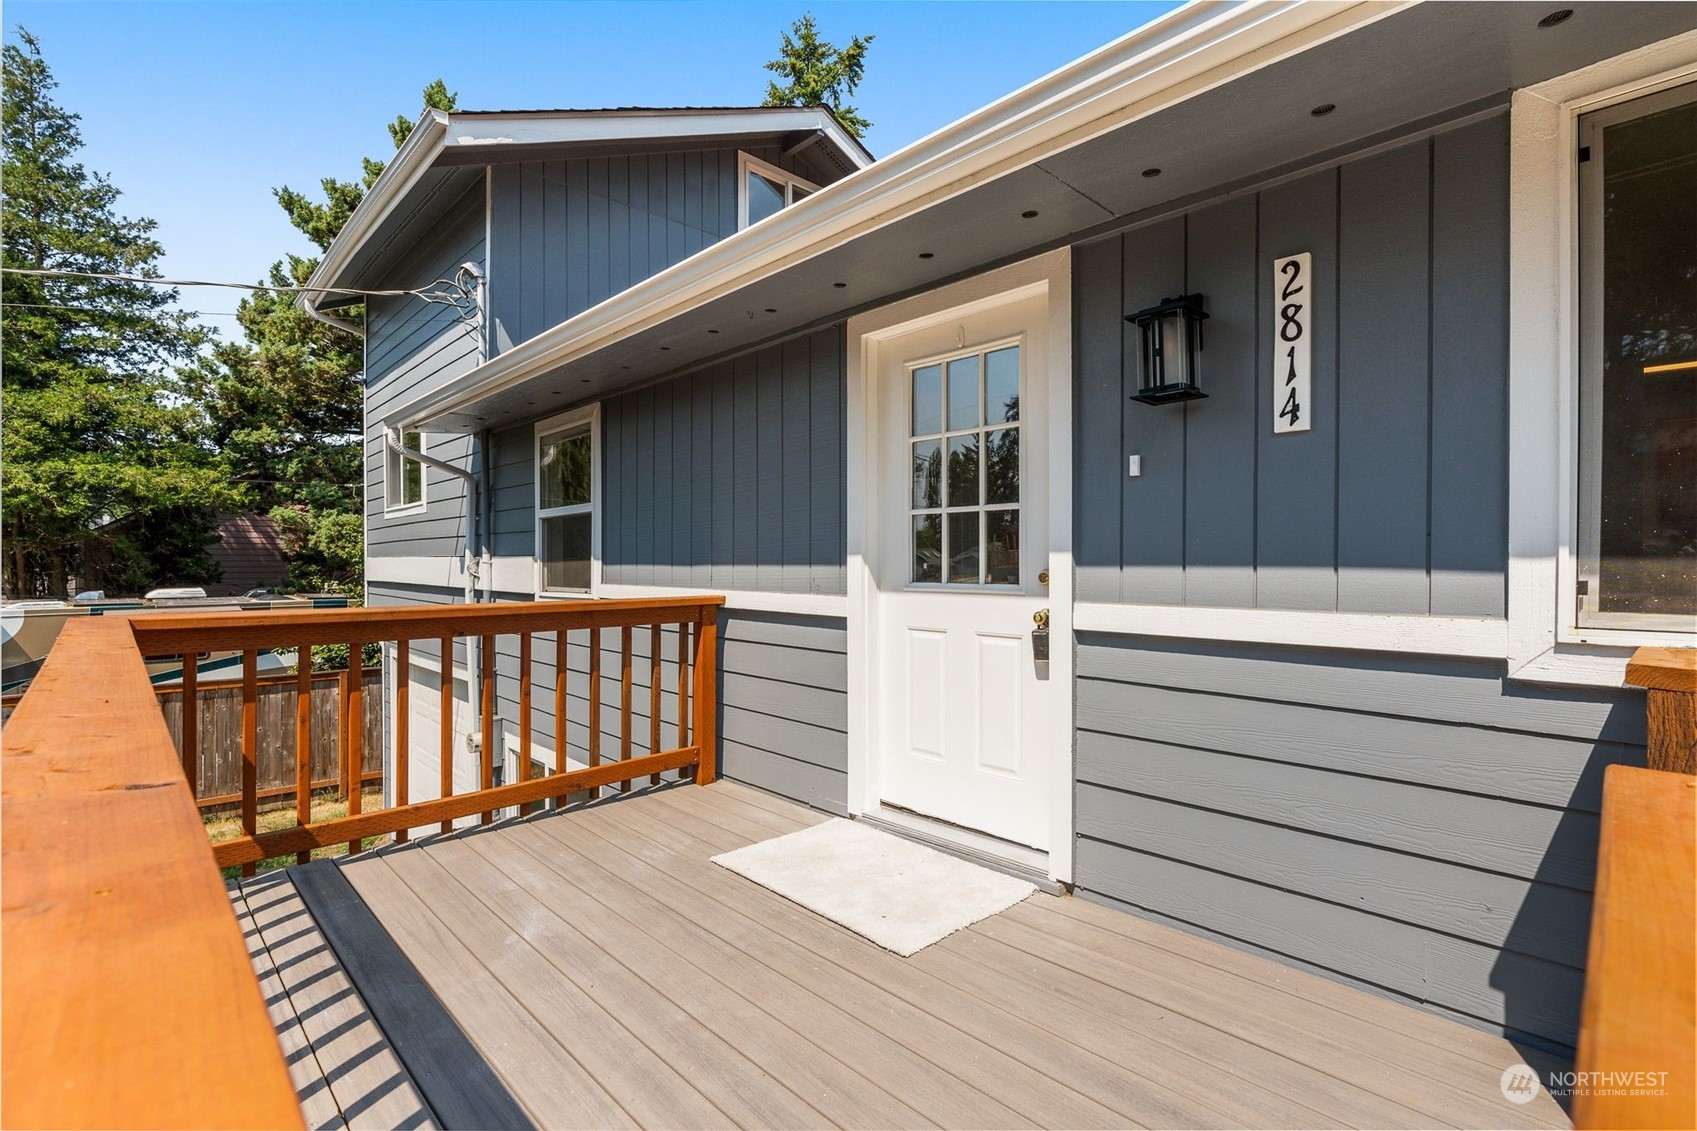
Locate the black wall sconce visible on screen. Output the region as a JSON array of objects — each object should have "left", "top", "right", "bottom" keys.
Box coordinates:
[{"left": 1125, "top": 293, "right": 1208, "bottom": 405}]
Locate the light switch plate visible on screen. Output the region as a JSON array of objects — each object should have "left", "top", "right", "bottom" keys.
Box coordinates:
[{"left": 1128, "top": 454, "right": 1142, "bottom": 477}]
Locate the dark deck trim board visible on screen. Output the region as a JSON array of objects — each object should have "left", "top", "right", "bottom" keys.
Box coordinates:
[{"left": 244, "top": 782, "right": 1572, "bottom": 1130}]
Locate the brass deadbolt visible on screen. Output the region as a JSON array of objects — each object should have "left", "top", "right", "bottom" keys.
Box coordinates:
[{"left": 1038, "top": 569, "right": 1050, "bottom": 586}]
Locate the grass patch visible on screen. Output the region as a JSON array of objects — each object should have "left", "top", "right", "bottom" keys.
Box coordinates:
[{"left": 208, "top": 786, "right": 387, "bottom": 880}]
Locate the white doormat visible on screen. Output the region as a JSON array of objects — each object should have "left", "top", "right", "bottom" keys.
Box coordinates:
[{"left": 711, "top": 818, "right": 1036, "bottom": 956}]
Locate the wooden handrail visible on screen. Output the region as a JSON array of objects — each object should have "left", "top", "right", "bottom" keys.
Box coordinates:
[
  {"left": 1574, "top": 764, "right": 1696, "bottom": 1129},
  {"left": 1, "top": 617, "right": 303, "bottom": 1129}
]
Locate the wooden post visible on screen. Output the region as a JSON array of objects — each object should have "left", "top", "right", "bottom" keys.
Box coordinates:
[
  {"left": 296, "top": 644, "right": 312, "bottom": 864},
  {"left": 439, "top": 635, "right": 454, "bottom": 836},
  {"left": 692, "top": 608, "right": 717, "bottom": 786},
  {"left": 181, "top": 652, "right": 198, "bottom": 798},
  {"left": 347, "top": 646, "right": 363, "bottom": 855},
  {"left": 395, "top": 639, "right": 410, "bottom": 844},
  {"left": 479, "top": 635, "right": 495, "bottom": 824},
  {"left": 1625, "top": 648, "right": 1697, "bottom": 775},
  {"left": 241, "top": 649, "right": 258, "bottom": 878}
]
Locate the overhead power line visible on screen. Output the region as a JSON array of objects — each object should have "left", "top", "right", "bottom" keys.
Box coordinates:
[{"left": 3, "top": 266, "right": 439, "bottom": 300}]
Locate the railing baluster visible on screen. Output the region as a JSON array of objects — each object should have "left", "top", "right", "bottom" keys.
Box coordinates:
[
  {"left": 588, "top": 626, "right": 601, "bottom": 769},
  {"left": 347, "top": 645, "right": 363, "bottom": 855},
  {"left": 620, "top": 626, "right": 633, "bottom": 792},
  {"left": 554, "top": 631, "right": 567, "bottom": 777},
  {"left": 439, "top": 635, "right": 453, "bottom": 835},
  {"left": 480, "top": 634, "right": 495, "bottom": 824},
  {"left": 649, "top": 624, "right": 662, "bottom": 786},
  {"left": 693, "top": 609, "right": 717, "bottom": 786},
  {"left": 296, "top": 644, "right": 311, "bottom": 864},
  {"left": 677, "top": 620, "right": 690, "bottom": 780},
  {"left": 181, "top": 651, "right": 198, "bottom": 800},
  {"left": 519, "top": 633, "right": 533, "bottom": 817},
  {"left": 336, "top": 669, "right": 350, "bottom": 803},
  {"left": 395, "top": 639, "right": 410, "bottom": 844},
  {"left": 241, "top": 649, "right": 258, "bottom": 878}
]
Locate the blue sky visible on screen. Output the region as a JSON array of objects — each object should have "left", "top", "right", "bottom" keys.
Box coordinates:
[{"left": 7, "top": 1, "right": 1180, "bottom": 341}]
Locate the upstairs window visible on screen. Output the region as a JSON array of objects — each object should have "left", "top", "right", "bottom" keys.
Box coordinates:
[
  {"left": 738, "top": 152, "right": 819, "bottom": 229},
  {"left": 384, "top": 428, "right": 425, "bottom": 512},
  {"left": 536, "top": 406, "right": 598, "bottom": 594},
  {"left": 1575, "top": 81, "right": 1697, "bottom": 632}
]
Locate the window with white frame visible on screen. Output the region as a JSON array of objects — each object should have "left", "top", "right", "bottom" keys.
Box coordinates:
[
  {"left": 384, "top": 428, "right": 425, "bottom": 511},
  {"left": 1575, "top": 81, "right": 1697, "bottom": 632},
  {"left": 536, "top": 408, "right": 597, "bottom": 594},
  {"left": 738, "top": 151, "right": 819, "bottom": 229}
]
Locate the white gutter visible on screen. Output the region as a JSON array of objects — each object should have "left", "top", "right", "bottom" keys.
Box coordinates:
[{"left": 396, "top": 0, "right": 1410, "bottom": 429}]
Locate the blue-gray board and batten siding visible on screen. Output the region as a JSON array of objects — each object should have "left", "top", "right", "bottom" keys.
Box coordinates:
[
  {"left": 364, "top": 185, "right": 485, "bottom": 561},
  {"left": 488, "top": 325, "right": 846, "bottom": 596},
  {"left": 486, "top": 145, "right": 842, "bottom": 352},
  {"left": 1066, "top": 111, "right": 1640, "bottom": 1053}
]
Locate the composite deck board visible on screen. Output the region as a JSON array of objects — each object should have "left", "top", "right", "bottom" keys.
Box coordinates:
[
  {"left": 237, "top": 871, "right": 433, "bottom": 1131},
  {"left": 628, "top": 788, "right": 1409, "bottom": 1127},
  {"left": 229, "top": 881, "right": 347, "bottom": 1131},
  {"left": 249, "top": 782, "right": 1570, "bottom": 1130},
  {"left": 289, "top": 859, "right": 546, "bottom": 1130}
]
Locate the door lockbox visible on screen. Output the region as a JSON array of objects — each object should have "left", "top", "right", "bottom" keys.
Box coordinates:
[{"left": 1031, "top": 607, "right": 1050, "bottom": 663}]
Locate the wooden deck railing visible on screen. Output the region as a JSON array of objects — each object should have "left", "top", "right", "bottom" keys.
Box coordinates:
[
  {"left": 127, "top": 596, "right": 723, "bottom": 872},
  {"left": 1, "top": 595, "right": 722, "bottom": 1127}
]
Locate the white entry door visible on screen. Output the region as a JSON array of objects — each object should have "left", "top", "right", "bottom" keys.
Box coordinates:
[{"left": 872, "top": 288, "right": 1058, "bottom": 851}]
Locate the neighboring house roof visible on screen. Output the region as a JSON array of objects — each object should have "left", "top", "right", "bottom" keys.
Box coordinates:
[
  {"left": 382, "top": 0, "right": 1695, "bottom": 434},
  {"left": 206, "top": 513, "right": 288, "bottom": 597},
  {"left": 302, "top": 104, "right": 870, "bottom": 313}
]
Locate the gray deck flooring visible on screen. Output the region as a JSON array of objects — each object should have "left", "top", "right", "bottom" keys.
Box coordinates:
[{"left": 235, "top": 780, "right": 1572, "bottom": 1130}]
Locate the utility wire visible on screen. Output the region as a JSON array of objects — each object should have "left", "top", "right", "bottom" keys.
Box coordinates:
[{"left": 3, "top": 266, "right": 443, "bottom": 300}]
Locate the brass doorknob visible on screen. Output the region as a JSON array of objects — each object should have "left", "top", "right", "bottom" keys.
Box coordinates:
[{"left": 1032, "top": 608, "right": 1050, "bottom": 630}]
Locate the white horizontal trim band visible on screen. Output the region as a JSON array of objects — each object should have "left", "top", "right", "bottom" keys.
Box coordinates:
[
  {"left": 596, "top": 584, "right": 847, "bottom": 619},
  {"left": 1074, "top": 601, "right": 1509, "bottom": 659}
]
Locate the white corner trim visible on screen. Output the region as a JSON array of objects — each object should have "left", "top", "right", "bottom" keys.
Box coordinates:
[
  {"left": 1506, "top": 37, "right": 1697, "bottom": 687},
  {"left": 595, "top": 584, "right": 846, "bottom": 619},
  {"left": 1074, "top": 603, "right": 1510, "bottom": 660}
]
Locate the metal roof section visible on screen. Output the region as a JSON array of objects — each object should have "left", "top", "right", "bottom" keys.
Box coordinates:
[
  {"left": 302, "top": 105, "right": 868, "bottom": 309},
  {"left": 386, "top": 0, "right": 1697, "bottom": 433}
]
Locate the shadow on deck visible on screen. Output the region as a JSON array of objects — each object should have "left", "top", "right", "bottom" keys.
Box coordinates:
[{"left": 230, "top": 780, "right": 1571, "bottom": 1130}]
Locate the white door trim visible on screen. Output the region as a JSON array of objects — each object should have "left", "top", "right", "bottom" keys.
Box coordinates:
[{"left": 845, "top": 249, "right": 1074, "bottom": 884}]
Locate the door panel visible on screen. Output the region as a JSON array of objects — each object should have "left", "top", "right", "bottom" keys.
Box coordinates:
[{"left": 872, "top": 291, "right": 1055, "bottom": 851}]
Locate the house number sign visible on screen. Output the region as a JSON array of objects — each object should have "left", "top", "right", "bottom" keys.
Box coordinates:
[{"left": 1272, "top": 252, "right": 1312, "bottom": 434}]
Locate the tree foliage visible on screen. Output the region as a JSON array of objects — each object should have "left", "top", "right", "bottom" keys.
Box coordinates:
[
  {"left": 762, "top": 13, "right": 874, "bottom": 138},
  {"left": 196, "top": 79, "right": 457, "bottom": 598},
  {"left": 1, "top": 28, "right": 239, "bottom": 597}
]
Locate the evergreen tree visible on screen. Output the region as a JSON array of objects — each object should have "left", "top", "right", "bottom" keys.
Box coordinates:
[
  {"left": 762, "top": 13, "right": 874, "bottom": 138},
  {"left": 1, "top": 28, "right": 238, "bottom": 597},
  {"left": 195, "top": 80, "right": 457, "bottom": 595}
]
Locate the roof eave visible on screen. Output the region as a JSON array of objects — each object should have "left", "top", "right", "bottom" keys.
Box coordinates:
[{"left": 392, "top": 0, "right": 1407, "bottom": 429}]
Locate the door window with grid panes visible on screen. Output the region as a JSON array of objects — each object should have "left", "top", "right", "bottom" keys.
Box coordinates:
[{"left": 910, "top": 344, "right": 1021, "bottom": 586}]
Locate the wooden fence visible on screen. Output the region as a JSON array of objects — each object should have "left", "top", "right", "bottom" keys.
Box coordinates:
[{"left": 156, "top": 669, "right": 383, "bottom": 809}]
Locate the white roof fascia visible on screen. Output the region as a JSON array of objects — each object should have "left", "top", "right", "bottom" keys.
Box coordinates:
[
  {"left": 396, "top": 0, "right": 1408, "bottom": 429},
  {"left": 444, "top": 107, "right": 871, "bottom": 168},
  {"left": 301, "top": 107, "right": 867, "bottom": 320},
  {"left": 299, "top": 108, "right": 450, "bottom": 320}
]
